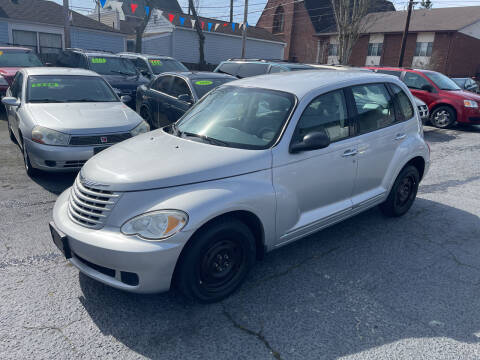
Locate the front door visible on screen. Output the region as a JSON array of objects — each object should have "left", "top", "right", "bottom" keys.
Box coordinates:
[
  {"left": 402, "top": 71, "right": 438, "bottom": 106},
  {"left": 150, "top": 75, "right": 174, "bottom": 128},
  {"left": 273, "top": 89, "right": 358, "bottom": 246}
]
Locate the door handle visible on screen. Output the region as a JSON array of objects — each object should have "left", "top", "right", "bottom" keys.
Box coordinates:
[
  {"left": 395, "top": 133, "right": 406, "bottom": 141},
  {"left": 342, "top": 149, "right": 358, "bottom": 157}
]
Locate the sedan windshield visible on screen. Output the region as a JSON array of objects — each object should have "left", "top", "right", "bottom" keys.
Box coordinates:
[
  {"left": 149, "top": 58, "right": 188, "bottom": 74},
  {"left": 176, "top": 86, "right": 295, "bottom": 149},
  {"left": 27, "top": 75, "right": 118, "bottom": 103},
  {"left": 425, "top": 71, "right": 461, "bottom": 91},
  {"left": 88, "top": 56, "right": 137, "bottom": 76},
  {"left": 192, "top": 78, "right": 235, "bottom": 98},
  {"left": 0, "top": 50, "right": 43, "bottom": 67}
]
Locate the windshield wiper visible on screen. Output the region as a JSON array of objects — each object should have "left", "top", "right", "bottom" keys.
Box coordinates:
[
  {"left": 29, "top": 99, "right": 66, "bottom": 103},
  {"left": 110, "top": 70, "right": 134, "bottom": 76},
  {"left": 181, "top": 131, "right": 229, "bottom": 146}
]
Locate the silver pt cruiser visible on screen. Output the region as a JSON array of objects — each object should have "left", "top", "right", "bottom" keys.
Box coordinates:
[{"left": 51, "top": 71, "right": 430, "bottom": 303}]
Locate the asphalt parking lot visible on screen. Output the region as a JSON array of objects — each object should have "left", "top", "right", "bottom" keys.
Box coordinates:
[{"left": 0, "top": 111, "right": 479, "bottom": 360}]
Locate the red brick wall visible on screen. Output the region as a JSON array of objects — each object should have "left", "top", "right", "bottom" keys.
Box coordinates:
[
  {"left": 349, "top": 35, "right": 369, "bottom": 66},
  {"left": 445, "top": 32, "right": 480, "bottom": 77}
]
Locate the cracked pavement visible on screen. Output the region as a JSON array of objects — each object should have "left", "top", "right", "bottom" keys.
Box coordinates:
[{"left": 1, "top": 110, "right": 479, "bottom": 359}]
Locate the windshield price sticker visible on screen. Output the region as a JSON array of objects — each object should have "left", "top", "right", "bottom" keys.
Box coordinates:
[
  {"left": 0, "top": 51, "right": 3, "bottom": 56},
  {"left": 31, "top": 83, "right": 59, "bottom": 88},
  {"left": 91, "top": 58, "right": 107, "bottom": 64},
  {"left": 195, "top": 80, "right": 213, "bottom": 86},
  {"left": 149, "top": 59, "right": 163, "bottom": 66}
]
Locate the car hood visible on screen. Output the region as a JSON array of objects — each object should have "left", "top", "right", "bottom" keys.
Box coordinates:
[
  {"left": 26, "top": 102, "right": 143, "bottom": 135},
  {"left": 0, "top": 67, "right": 22, "bottom": 83},
  {"left": 80, "top": 130, "right": 272, "bottom": 192},
  {"left": 101, "top": 74, "right": 149, "bottom": 91},
  {"left": 442, "top": 89, "right": 480, "bottom": 101}
]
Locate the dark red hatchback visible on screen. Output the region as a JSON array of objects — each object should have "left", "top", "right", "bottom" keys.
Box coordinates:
[
  {"left": 366, "top": 66, "right": 480, "bottom": 128},
  {"left": 0, "top": 47, "right": 43, "bottom": 97}
]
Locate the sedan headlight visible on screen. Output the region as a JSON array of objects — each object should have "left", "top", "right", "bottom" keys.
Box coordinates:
[
  {"left": 0, "top": 75, "right": 8, "bottom": 86},
  {"left": 464, "top": 100, "right": 478, "bottom": 108},
  {"left": 121, "top": 210, "right": 188, "bottom": 240},
  {"left": 130, "top": 121, "right": 150, "bottom": 136},
  {"left": 31, "top": 126, "right": 70, "bottom": 145}
]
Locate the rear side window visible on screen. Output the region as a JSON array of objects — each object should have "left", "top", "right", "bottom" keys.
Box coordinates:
[
  {"left": 295, "top": 89, "right": 350, "bottom": 143},
  {"left": 390, "top": 84, "right": 414, "bottom": 120},
  {"left": 403, "top": 72, "right": 431, "bottom": 90},
  {"left": 237, "top": 63, "right": 269, "bottom": 78},
  {"left": 153, "top": 75, "right": 173, "bottom": 94},
  {"left": 376, "top": 70, "right": 401, "bottom": 78},
  {"left": 351, "top": 83, "right": 396, "bottom": 134},
  {"left": 269, "top": 65, "right": 286, "bottom": 73},
  {"left": 170, "top": 77, "right": 190, "bottom": 97},
  {"left": 216, "top": 62, "right": 241, "bottom": 77}
]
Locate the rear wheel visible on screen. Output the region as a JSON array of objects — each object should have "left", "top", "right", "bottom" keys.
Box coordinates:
[
  {"left": 430, "top": 106, "right": 456, "bottom": 129},
  {"left": 380, "top": 165, "right": 419, "bottom": 217},
  {"left": 175, "top": 218, "right": 256, "bottom": 303}
]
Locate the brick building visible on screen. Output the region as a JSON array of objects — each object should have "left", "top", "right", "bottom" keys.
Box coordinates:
[
  {"left": 316, "top": 6, "right": 480, "bottom": 77},
  {"left": 256, "top": 0, "right": 394, "bottom": 63}
]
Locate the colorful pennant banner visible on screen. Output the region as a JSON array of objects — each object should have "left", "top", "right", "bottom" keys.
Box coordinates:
[{"left": 130, "top": 3, "right": 138, "bottom": 13}]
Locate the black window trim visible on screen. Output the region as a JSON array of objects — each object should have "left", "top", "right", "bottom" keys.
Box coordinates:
[{"left": 385, "top": 82, "right": 415, "bottom": 123}]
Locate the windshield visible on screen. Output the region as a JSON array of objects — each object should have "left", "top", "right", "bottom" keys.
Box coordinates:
[
  {"left": 27, "top": 75, "right": 118, "bottom": 103},
  {"left": 176, "top": 86, "right": 295, "bottom": 150},
  {"left": 88, "top": 56, "right": 137, "bottom": 76},
  {"left": 149, "top": 58, "right": 188, "bottom": 74},
  {"left": 425, "top": 71, "right": 461, "bottom": 91},
  {"left": 192, "top": 78, "right": 235, "bottom": 98},
  {"left": 0, "top": 50, "right": 43, "bottom": 67}
]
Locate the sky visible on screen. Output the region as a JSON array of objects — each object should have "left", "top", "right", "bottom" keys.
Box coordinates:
[{"left": 56, "top": 0, "right": 480, "bottom": 26}]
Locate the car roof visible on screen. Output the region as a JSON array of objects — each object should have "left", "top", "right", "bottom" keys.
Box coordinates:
[
  {"left": 22, "top": 67, "right": 100, "bottom": 77},
  {"left": 0, "top": 46, "right": 34, "bottom": 51},
  {"left": 221, "top": 59, "right": 312, "bottom": 68},
  {"left": 160, "top": 71, "right": 236, "bottom": 80},
  {"left": 67, "top": 49, "right": 121, "bottom": 58},
  {"left": 118, "top": 52, "right": 176, "bottom": 60},
  {"left": 225, "top": 70, "right": 398, "bottom": 98}
]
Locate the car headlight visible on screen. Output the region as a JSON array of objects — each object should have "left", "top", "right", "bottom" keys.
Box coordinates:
[
  {"left": 130, "top": 121, "right": 150, "bottom": 136},
  {"left": 0, "top": 75, "right": 8, "bottom": 86},
  {"left": 464, "top": 100, "right": 478, "bottom": 108},
  {"left": 31, "top": 126, "right": 70, "bottom": 145},
  {"left": 121, "top": 210, "right": 188, "bottom": 240}
]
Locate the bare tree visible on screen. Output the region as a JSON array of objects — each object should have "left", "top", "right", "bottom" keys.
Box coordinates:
[
  {"left": 135, "top": 0, "right": 153, "bottom": 53},
  {"left": 419, "top": 0, "right": 432, "bottom": 9},
  {"left": 188, "top": 0, "right": 206, "bottom": 69},
  {"left": 331, "top": 0, "right": 372, "bottom": 64}
]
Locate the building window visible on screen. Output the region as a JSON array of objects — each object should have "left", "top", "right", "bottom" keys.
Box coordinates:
[
  {"left": 126, "top": 39, "right": 136, "bottom": 52},
  {"left": 328, "top": 43, "right": 338, "bottom": 56},
  {"left": 367, "top": 42, "right": 383, "bottom": 56},
  {"left": 272, "top": 6, "right": 284, "bottom": 34},
  {"left": 415, "top": 42, "right": 433, "bottom": 56}
]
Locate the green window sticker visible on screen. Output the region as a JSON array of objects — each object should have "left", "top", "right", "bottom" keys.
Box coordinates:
[
  {"left": 149, "top": 59, "right": 163, "bottom": 66},
  {"left": 31, "top": 83, "right": 59, "bottom": 88},
  {"left": 195, "top": 80, "right": 213, "bottom": 85},
  {"left": 91, "top": 58, "right": 107, "bottom": 64}
]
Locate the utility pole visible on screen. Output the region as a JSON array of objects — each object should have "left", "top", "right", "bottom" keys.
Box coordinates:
[
  {"left": 398, "top": 0, "right": 414, "bottom": 67},
  {"left": 230, "top": 0, "right": 233, "bottom": 23},
  {"left": 63, "top": 0, "right": 71, "bottom": 48},
  {"left": 241, "top": 0, "right": 248, "bottom": 59}
]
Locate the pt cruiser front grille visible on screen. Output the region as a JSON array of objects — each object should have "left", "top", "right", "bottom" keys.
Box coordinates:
[
  {"left": 68, "top": 176, "right": 121, "bottom": 229},
  {"left": 418, "top": 105, "right": 429, "bottom": 119}
]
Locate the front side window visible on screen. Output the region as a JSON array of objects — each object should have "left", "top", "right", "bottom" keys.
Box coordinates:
[
  {"left": 176, "top": 86, "right": 295, "bottom": 149},
  {"left": 88, "top": 56, "right": 137, "bottom": 76},
  {"left": 415, "top": 42, "right": 433, "bottom": 57},
  {"left": 149, "top": 58, "right": 188, "bottom": 74},
  {"left": 27, "top": 75, "right": 118, "bottom": 103},
  {"left": 170, "top": 77, "right": 190, "bottom": 98},
  {"left": 402, "top": 72, "right": 432, "bottom": 91},
  {"left": 153, "top": 75, "right": 173, "bottom": 93},
  {"left": 294, "top": 90, "right": 350, "bottom": 143},
  {"left": 352, "top": 83, "right": 396, "bottom": 134},
  {"left": 367, "top": 43, "right": 383, "bottom": 56},
  {"left": 424, "top": 71, "right": 461, "bottom": 91},
  {"left": 10, "top": 72, "right": 24, "bottom": 98},
  {"left": 0, "top": 49, "right": 43, "bottom": 67},
  {"left": 390, "top": 84, "right": 414, "bottom": 121}
]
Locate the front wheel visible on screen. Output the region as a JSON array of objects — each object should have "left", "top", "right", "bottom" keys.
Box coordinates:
[
  {"left": 22, "top": 141, "right": 38, "bottom": 177},
  {"left": 175, "top": 218, "right": 256, "bottom": 303},
  {"left": 430, "top": 106, "right": 456, "bottom": 129},
  {"left": 7, "top": 118, "right": 17, "bottom": 143},
  {"left": 380, "top": 165, "right": 420, "bottom": 217}
]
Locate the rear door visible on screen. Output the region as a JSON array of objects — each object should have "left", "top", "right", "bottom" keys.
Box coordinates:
[{"left": 348, "top": 82, "right": 413, "bottom": 208}]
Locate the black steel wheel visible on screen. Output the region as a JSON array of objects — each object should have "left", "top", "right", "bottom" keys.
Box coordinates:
[
  {"left": 175, "top": 218, "right": 256, "bottom": 303},
  {"left": 380, "top": 165, "right": 420, "bottom": 217},
  {"left": 430, "top": 106, "right": 456, "bottom": 129}
]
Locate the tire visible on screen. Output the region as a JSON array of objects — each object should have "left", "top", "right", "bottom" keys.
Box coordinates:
[
  {"left": 175, "top": 218, "right": 256, "bottom": 303},
  {"left": 7, "top": 118, "right": 17, "bottom": 144},
  {"left": 430, "top": 106, "right": 456, "bottom": 129},
  {"left": 380, "top": 165, "right": 420, "bottom": 217},
  {"left": 22, "top": 140, "right": 38, "bottom": 177}
]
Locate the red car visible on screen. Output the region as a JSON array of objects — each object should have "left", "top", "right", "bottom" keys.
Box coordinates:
[
  {"left": 0, "top": 46, "right": 43, "bottom": 97},
  {"left": 366, "top": 66, "right": 480, "bottom": 128}
]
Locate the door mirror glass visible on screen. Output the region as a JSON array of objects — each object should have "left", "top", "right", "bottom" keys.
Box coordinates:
[
  {"left": 177, "top": 93, "right": 192, "bottom": 104},
  {"left": 2, "top": 97, "right": 20, "bottom": 107},
  {"left": 120, "top": 95, "right": 132, "bottom": 103},
  {"left": 290, "top": 131, "right": 330, "bottom": 153},
  {"left": 421, "top": 84, "right": 434, "bottom": 92}
]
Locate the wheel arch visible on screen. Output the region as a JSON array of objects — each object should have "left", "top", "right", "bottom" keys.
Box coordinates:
[{"left": 404, "top": 156, "right": 426, "bottom": 180}]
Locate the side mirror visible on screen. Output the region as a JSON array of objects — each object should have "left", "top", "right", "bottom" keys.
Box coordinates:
[
  {"left": 177, "top": 94, "right": 192, "bottom": 104},
  {"left": 421, "top": 84, "right": 434, "bottom": 93},
  {"left": 2, "top": 97, "right": 21, "bottom": 107},
  {"left": 290, "top": 131, "right": 330, "bottom": 153},
  {"left": 120, "top": 95, "right": 132, "bottom": 104},
  {"left": 140, "top": 69, "right": 150, "bottom": 77}
]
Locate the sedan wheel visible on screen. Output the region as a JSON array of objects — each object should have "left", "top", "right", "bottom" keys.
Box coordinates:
[
  {"left": 7, "top": 118, "right": 16, "bottom": 143},
  {"left": 22, "top": 143, "right": 38, "bottom": 177},
  {"left": 430, "top": 106, "right": 455, "bottom": 129}
]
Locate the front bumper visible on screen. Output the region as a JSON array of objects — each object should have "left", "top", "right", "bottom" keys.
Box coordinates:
[
  {"left": 25, "top": 138, "right": 101, "bottom": 172},
  {"left": 52, "top": 189, "right": 192, "bottom": 293}
]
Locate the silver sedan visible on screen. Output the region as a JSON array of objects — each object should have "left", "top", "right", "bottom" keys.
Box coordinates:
[{"left": 2, "top": 67, "right": 149, "bottom": 175}]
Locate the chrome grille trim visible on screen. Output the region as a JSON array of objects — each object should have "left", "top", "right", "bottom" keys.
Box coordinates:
[{"left": 68, "top": 176, "right": 121, "bottom": 229}]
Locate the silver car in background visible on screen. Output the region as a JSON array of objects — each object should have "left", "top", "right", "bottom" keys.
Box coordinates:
[
  {"left": 51, "top": 71, "right": 430, "bottom": 303},
  {"left": 2, "top": 67, "right": 149, "bottom": 175}
]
